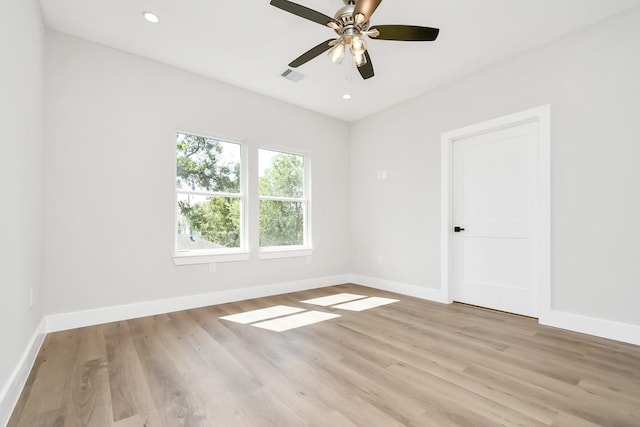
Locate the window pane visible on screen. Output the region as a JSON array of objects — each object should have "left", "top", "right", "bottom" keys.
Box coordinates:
[
  {"left": 259, "top": 149, "right": 304, "bottom": 198},
  {"left": 259, "top": 200, "right": 304, "bottom": 247},
  {"left": 177, "top": 193, "right": 241, "bottom": 250},
  {"left": 176, "top": 132, "right": 241, "bottom": 193}
]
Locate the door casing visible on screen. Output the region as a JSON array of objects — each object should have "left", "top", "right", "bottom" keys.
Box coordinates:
[{"left": 440, "top": 105, "right": 551, "bottom": 316}]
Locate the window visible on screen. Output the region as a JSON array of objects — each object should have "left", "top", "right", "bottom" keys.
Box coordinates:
[
  {"left": 175, "top": 132, "right": 245, "bottom": 259},
  {"left": 173, "top": 135, "right": 310, "bottom": 264},
  {"left": 259, "top": 148, "right": 310, "bottom": 252}
]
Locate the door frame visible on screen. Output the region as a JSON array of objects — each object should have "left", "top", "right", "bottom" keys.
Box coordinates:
[{"left": 440, "top": 105, "right": 551, "bottom": 317}]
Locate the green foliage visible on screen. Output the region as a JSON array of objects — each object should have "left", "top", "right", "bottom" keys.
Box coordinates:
[
  {"left": 176, "top": 135, "right": 306, "bottom": 249},
  {"left": 259, "top": 153, "right": 303, "bottom": 198},
  {"left": 178, "top": 197, "right": 240, "bottom": 248},
  {"left": 176, "top": 133, "right": 239, "bottom": 193},
  {"left": 176, "top": 133, "right": 241, "bottom": 248},
  {"left": 259, "top": 200, "right": 303, "bottom": 247},
  {"left": 259, "top": 153, "right": 304, "bottom": 247}
]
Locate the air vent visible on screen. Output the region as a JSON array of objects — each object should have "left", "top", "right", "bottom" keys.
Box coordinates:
[{"left": 281, "top": 69, "right": 304, "bottom": 82}]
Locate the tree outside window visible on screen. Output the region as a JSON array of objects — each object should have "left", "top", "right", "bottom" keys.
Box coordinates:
[
  {"left": 259, "top": 149, "right": 308, "bottom": 248},
  {"left": 176, "top": 132, "right": 242, "bottom": 252},
  {"left": 175, "top": 133, "right": 309, "bottom": 255}
]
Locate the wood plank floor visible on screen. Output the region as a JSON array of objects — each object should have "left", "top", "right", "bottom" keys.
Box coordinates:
[{"left": 8, "top": 284, "right": 640, "bottom": 426}]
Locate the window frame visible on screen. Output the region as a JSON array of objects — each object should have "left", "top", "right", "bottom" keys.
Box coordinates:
[
  {"left": 173, "top": 130, "right": 249, "bottom": 265},
  {"left": 257, "top": 147, "right": 312, "bottom": 259}
]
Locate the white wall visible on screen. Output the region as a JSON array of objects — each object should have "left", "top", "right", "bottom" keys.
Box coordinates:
[
  {"left": 44, "top": 32, "right": 350, "bottom": 315},
  {"left": 0, "top": 0, "right": 45, "bottom": 419},
  {"left": 350, "top": 7, "right": 640, "bottom": 326}
]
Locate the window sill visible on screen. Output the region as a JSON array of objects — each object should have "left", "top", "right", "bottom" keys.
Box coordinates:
[
  {"left": 173, "top": 251, "right": 250, "bottom": 266},
  {"left": 258, "top": 247, "right": 313, "bottom": 260}
]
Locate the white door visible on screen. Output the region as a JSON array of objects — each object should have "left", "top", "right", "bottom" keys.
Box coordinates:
[{"left": 452, "top": 121, "right": 538, "bottom": 317}]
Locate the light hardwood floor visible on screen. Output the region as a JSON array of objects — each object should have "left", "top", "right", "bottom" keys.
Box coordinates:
[{"left": 8, "top": 284, "right": 640, "bottom": 426}]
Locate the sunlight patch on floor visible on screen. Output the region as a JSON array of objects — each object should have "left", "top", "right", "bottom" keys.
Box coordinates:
[
  {"left": 251, "top": 311, "right": 341, "bottom": 332},
  {"left": 301, "top": 293, "right": 367, "bottom": 307},
  {"left": 219, "top": 305, "right": 304, "bottom": 324},
  {"left": 332, "top": 297, "right": 399, "bottom": 312},
  {"left": 219, "top": 293, "right": 400, "bottom": 332}
]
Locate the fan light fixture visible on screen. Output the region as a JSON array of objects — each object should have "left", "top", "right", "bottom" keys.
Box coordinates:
[
  {"left": 142, "top": 11, "right": 159, "bottom": 23},
  {"left": 353, "top": 52, "right": 367, "bottom": 67},
  {"left": 351, "top": 34, "right": 366, "bottom": 56},
  {"left": 328, "top": 42, "right": 346, "bottom": 64},
  {"left": 324, "top": 2, "right": 373, "bottom": 68},
  {"left": 270, "top": 0, "right": 440, "bottom": 80},
  {"left": 328, "top": 32, "right": 369, "bottom": 68}
]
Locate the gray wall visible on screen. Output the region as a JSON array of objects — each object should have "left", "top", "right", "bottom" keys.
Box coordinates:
[
  {"left": 43, "top": 32, "right": 351, "bottom": 315},
  {"left": 0, "top": 0, "right": 45, "bottom": 416},
  {"left": 350, "top": 8, "right": 640, "bottom": 325}
]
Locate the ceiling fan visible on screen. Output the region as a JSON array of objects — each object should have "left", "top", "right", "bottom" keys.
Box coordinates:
[{"left": 270, "top": 0, "right": 440, "bottom": 80}]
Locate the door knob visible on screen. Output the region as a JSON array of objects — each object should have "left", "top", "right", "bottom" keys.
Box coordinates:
[{"left": 454, "top": 226, "right": 465, "bottom": 232}]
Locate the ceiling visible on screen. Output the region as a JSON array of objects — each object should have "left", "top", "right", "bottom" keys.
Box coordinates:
[{"left": 39, "top": 0, "right": 640, "bottom": 122}]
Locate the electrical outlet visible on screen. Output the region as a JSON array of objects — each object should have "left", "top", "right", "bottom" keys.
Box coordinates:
[
  {"left": 29, "top": 288, "right": 34, "bottom": 307},
  {"left": 377, "top": 256, "right": 383, "bottom": 265},
  {"left": 209, "top": 262, "right": 217, "bottom": 273}
]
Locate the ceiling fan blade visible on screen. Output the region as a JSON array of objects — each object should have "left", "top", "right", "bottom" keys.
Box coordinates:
[
  {"left": 353, "top": 0, "right": 382, "bottom": 24},
  {"left": 369, "top": 25, "right": 440, "bottom": 41},
  {"left": 270, "top": 0, "right": 339, "bottom": 28},
  {"left": 357, "top": 51, "right": 374, "bottom": 80},
  {"left": 289, "top": 39, "right": 336, "bottom": 68}
]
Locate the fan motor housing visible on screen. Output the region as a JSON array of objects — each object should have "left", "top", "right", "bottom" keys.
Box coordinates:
[
  {"left": 335, "top": 4, "right": 355, "bottom": 25},
  {"left": 333, "top": 3, "right": 369, "bottom": 34}
]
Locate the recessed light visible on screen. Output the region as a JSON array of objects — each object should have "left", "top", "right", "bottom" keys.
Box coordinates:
[
  {"left": 143, "top": 11, "right": 159, "bottom": 24},
  {"left": 343, "top": 94, "right": 352, "bottom": 100}
]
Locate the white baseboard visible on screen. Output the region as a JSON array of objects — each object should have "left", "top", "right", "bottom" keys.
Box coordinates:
[
  {"left": 349, "top": 274, "right": 450, "bottom": 304},
  {"left": 0, "top": 318, "right": 46, "bottom": 427},
  {"left": 46, "top": 274, "right": 352, "bottom": 333},
  {"left": 540, "top": 310, "right": 640, "bottom": 346}
]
